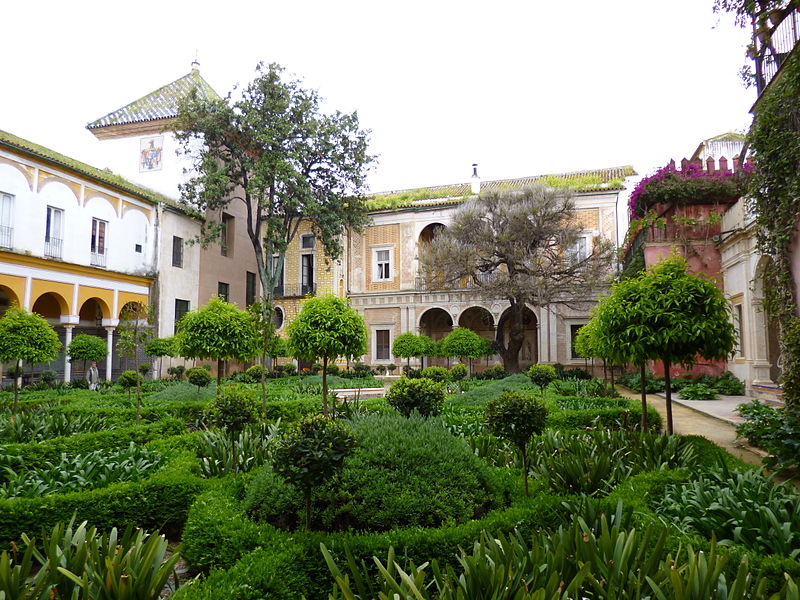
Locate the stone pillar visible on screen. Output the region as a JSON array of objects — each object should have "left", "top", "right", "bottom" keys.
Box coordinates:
[
  {"left": 102, "top": 319, "right": 120, "bottom": 381},
  {"left": 59, "top": 315, "right": 79, "bottom": 383},
  {"left": 63, "top": 325, "right": 74, "bottom": 383}
]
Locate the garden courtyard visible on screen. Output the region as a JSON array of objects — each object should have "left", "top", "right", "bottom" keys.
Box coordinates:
[{"left": 0, "top": 358, "right": 798, "bottom": 599}]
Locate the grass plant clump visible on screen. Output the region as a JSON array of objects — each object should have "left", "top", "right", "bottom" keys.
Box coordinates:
[
  {"left": 655, "top": 467, "right": 800, "bottom": 557},
  {"left": 244, "top": 413, "right": 507, "bottom": 531},
  {"left": 0, "top": 442, "right": 165, "bottom": 498},
  {"left": 196, "top": 421, "right": 282, "bottom": 478},
  {"left": 0, "top": 409, "right": 110, "bottom": 443},
  {"left": 529, "top": 430, "right": 697, "bottom": 497}
]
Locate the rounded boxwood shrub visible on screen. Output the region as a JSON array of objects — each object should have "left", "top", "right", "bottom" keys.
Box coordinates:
[
  {"left": 527, "top": 364, "right": 557, "bottom": 390},
  {"left": 450, "top": 363, "right": 468, "bottom": 381},
  {"left": 246, "top": 364, "right": 265, "bottom": 382},
  {"left": 386, "top": 377, "right": 445, "bottom": 417},
  {"left": 244, "top": 414, "right": 506, "bottom": 532},
  {"left": 421, "top": 366, "right": 450, "bottom": 383}
]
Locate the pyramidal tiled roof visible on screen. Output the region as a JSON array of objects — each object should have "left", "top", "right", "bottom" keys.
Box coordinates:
[
  {"left": 86, "top": 69, "right": 220, "bottom": 130},
  {"left": 366, "top": 166, "right": 636, "bottom": 211}
]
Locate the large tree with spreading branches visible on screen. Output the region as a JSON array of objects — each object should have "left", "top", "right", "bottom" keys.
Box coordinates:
[
  {"left": 421, "top": 184, "right": 613, "bottom": 372},
  {"left": 173, "top": 62, "right": 374, "bottom": 340}
]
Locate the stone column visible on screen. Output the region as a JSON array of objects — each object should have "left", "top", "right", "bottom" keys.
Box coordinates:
[
  {"left": 63, "top": 325, "right": 74, "bottom": 383},
  {"left": 59, "top": 315, "right": 80, "bottom": 383},
  {"left": 102, "top": 318, "right": 119, "bottom": 382}
]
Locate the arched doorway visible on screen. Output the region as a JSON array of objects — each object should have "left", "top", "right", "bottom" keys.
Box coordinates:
[
  {"left": 419, "top": 307, "right": 453, "bottom": 368},
  {"left": 31, "top": 292, "right": 68, "bottom": 322},
  {"left": 0, "top": 285, "right": 19, "bottom": 317},
  {"left": 498, "top": 305, "right": 538, "bottom": 371},
  {"left": 417, "top": 223, "right": 446, "bottom": 291},
  {"left": 458, "top": 306, "right": 497, "bottom": 369}
]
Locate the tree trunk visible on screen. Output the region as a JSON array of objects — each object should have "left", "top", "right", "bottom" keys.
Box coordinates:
[
  {"left": 521, "top": 446, "right": 529, "bottom": 497},
  {"left": 135, "top": 378, "right": 142, "bottom": 425},
  {"left": 640, "top": 363, "right": 648, "bottom": 432},
  {"left": 664, "top": 358, "right": 673, "bottom": 435},
  {"left": 322, "top": 356, "right": 329, "bottom": 417},
  {"left": 232, "top": 435, "right": 238, "bottom": 476},
  {"left": 12, "top": 359, "right": 21, "bottom": 412},
  {"left": 304, "top": 488, "right": 312, "bottom": 531},
  {"left": 261, "top": 360, "right": 267, "bottom": 419},
  {"left": 495, "top": 301, "right": 526, "bottom": 373},
  {"left": 609, "top": 362, "right": 615, "bottom": 392},
  {"left": 217, "top": 358, "right": 224, "bottom": 388}
]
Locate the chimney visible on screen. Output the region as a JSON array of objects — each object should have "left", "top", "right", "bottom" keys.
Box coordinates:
[{"left": 470, "top": 164, "right": 480, "bottom": 194}]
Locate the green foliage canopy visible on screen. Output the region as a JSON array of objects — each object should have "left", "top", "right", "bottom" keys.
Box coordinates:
[
  {"left": 0, "top": 307, "right": 61, "bottom": 367},
  {"left": 144, "top": 337, "right": 175, "bottom": 358},
  {"left": 66, "top": 334, "right": 107, "bottom": 364},
  {"left": 287, "top": 295, "right": 367, "bottom": 364},
  {"left": 439, "top": 327, "right": 487, "bottom": 361},
  {"left": 176, "top": 297, "right": 259, "bottom": 363}
]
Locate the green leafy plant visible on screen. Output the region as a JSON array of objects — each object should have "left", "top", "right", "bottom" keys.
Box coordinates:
[
  {"left": 197, "top": 421, "right": 281, "bottom": 478},
  {"left": 679, "top": 382, "right": 719, "bottom": 400},
  {"left": 484, "top": 390, "right": 547, "bottom": 496},
  {"left": 0, "top": 410, "right": 108, "bottom": 444},
  {"left": 66, "top": 334, "right": 108, "bottom": 375},
  {"left": 116, "top": 370, "right": 142, "bottom": 402},
  {"left": 656, "top": 466, "right": 800, "bottom": 558},
  {"left": 207, "top": 384, "right": 260, "bottom": 475},
  {"left": 736, "top": 399, "right": 784, "bottom": 448},
  {"left": 272, "top": 414, "right": 357, "bottom": 530},
  {"left": 386, "top": 377, "right": 445, "bottom": 418}
]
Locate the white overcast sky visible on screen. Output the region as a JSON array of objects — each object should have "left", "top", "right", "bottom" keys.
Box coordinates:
[{"left": 1, "top": 0, "right": 754, "bottom": 194}]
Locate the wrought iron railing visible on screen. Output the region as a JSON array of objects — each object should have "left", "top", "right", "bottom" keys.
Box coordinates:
[
  {"left": 0, "top": 225, "right": 11, "bottom": 249},
  {"left": 755, "top": 9, "right": 800, "bottom": 93},
  {"left": 90, "top": 251, "right": 107, "bottom": 268},
  {"left": 44, "top": 237, "right": 63, "bottom": 259},
  {"left": 274, "top": 283, "right": 317, "bottom": 298}
]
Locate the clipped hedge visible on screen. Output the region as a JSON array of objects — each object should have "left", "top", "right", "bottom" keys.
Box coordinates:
[
  {"left": 0, "top": 434, "right": 207, "bottom": 543},
  {"left": 177, "top": 483, "right": 571, "bottom": 600},
  {"left": 545, "top": 395, "right": 662, "bottom": 431}
]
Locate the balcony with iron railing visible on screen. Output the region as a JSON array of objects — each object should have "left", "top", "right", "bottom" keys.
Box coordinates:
[
  {"left": 755, "top": 8, "right": 800, "bottom": 94},
  {"left": 0, "top": 225, "right": 11, "bottom": 249},
  {"left": 274, "top": 283, "right": 317, "bottom": 298},
  {"left": 44, "top": 237, "right": 63, "bottom": 259},
  {"left": 90, "top": 251, "right": 107, "bottom": 268}
]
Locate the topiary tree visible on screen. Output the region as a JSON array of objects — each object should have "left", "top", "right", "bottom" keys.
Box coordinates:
[
  {"left": 208, "top": 384, "right": 260, "bottom": 475},
  {"left": 287, "top": 294, "right": 367, "bottom": 416},
  {"left": 66, "top": 334, "right": 108, "bottom": 376},
  {"left": 386, "top": 377, "right": 446, "bottom": 418},
  {"left": 272, "top": 414, "right": 357, "bottom": 530},
  {"left": 186, "top": 365, "right": 212, "bottom": 399},
  {"left": 117, "top": 302, "right": 154, "bottom": 424},
  {"left": 117, "top": 370, "right": 142, "bottom": 402},
  {"left": 484, "top": 390, "right": 548, "bottom": 496},
  {"left": 176, "top": 297, "right": 259, "bottom": 389},
  {"left": 392, "top": 332, "right": 422, "bottom": 370},
  {"left": 440, "top": 327, "right": 487, "bottom": 374},
  {"left": 593, "top": 255, "right": 737, "bottom": 434},
  {"left": 527, "top": 364, "right": 557, "bottom": 393},
  {"left": 0, "top": 307, "right": 61, "bottom": 411}
]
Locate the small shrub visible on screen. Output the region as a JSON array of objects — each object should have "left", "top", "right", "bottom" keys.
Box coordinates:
[
  {"left": 138, "top": 362, "right": 152, "bottom": 376},
  {"left": 475, "top": 365, "right": 507, "bottom": 380},
  {"left": 421, "top": 366, "right": 449, "bottom": 382},
  {"left": 327, "top": 364, "right": 340, "bottom": 376},
  {"left": 714, "top": 371, "right": 746, "bottom": 395},
  {"left": 450, "top": 363, "right": 468, "bottom": 381},
  {"left": 284, "top": 365, "right": 297, "bottom": 376},
  {"left": 405, "top": 368, "right": 423, "bottom": 379},
  {"left": 168, "top": 365, "right": 186, "bottom": 380},
  {"left": 679, "top": 383, "right": 718, "bottom": 400},
  {"left": 208, "top": 385, "right": 260, "bottom": 433},
  {"left": 187, "top": 366, "right": 213, "bottom": 398},
  {"left": 375, "top": 365, "right": 387, "bottom": 375},
  {"left": 351, "top": 362, "right": 373, "bottom": 378},
  {"left": 736, "top": 400, "right": 783, "bottom": 448},
  {"left": 386, "top": 377, "right": 445, "bottom": 418},
  {"left": 386, "top": 363, "right": 397, "bottom": 375},
  {"left": 70, "top": 378, "right": 90, "bottom": 390},
  {"left": 40, "top": 370, "right": 57, "bottom": 388},
  {"left": 246, "top": 364, "right": 265, "bottom": 382},
  {"left": 527, "top": 364, "right": 557, "bottom": 391}
]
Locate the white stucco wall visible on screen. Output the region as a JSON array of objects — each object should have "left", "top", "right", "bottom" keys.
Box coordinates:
[
  {"left": 90, "top": 132, "right": 189, "bottom": 201},
  {"left": 0, "top": 150, "right": 158, "bottom": 276}
]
